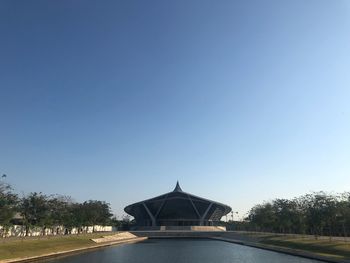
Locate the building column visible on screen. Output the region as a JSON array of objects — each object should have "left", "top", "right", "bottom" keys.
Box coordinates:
[
  {"left": 200, "top": 203, "right": 213, "bottom": 226},
  {"left": 142, "top": 202, "right": 156, "bottom": 226}
]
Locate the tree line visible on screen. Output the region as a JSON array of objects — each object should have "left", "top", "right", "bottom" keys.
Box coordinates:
[
  {"left": 0, "top": 180, "right": 115, "bottom": 237},
  {"left": 247, "top": 191, "right": 350, "bottom": 237}
]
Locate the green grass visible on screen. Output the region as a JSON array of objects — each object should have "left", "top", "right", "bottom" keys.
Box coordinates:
[
  {"left": 258, "top": 235, "right": 350, "bottom": 260},
  {"left": 0, "top": 233, "right": 115, "bottom": 260}
]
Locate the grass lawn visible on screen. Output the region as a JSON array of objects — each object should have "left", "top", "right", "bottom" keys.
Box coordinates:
[
  {"left": 258, "top": 235, "right": 350, "bottom": 260},
  {"left": 0, "top": 233, "right": 115, "bottom": 261}
]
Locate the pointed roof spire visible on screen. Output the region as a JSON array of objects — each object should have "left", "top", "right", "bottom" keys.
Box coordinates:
[{"left": 173, "top": 181, "right": 183, "bottom": 192}]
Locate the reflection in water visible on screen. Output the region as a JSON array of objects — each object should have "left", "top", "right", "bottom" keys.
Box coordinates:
[{"left": 44, "top": 239, "right": 322, "bottom": 263}]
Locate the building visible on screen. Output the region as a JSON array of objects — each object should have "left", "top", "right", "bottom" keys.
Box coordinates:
[{"left": 124, "top": 182, "right": 231, "bottom": 227}]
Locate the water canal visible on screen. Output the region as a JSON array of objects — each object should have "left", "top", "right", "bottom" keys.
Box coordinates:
[{"left": 44, "top": 239, "right": 324, "bottom": 263}]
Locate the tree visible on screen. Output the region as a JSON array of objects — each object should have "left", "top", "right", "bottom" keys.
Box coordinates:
[
  {"left": 68, "top": 203, "right": 86, "bottom": 234},
  {"left": 47, "top": 195, "right": 74, "bottom": 234},
  {"left": 248, "top": 202, "right": 276, "bottom": 232},
  {"left": 79, "top": 200, "right": 113, "bottom": 232},
  {"left": 335, "top": 193, "right": 350, "bottom": 237},
  {"left": 300, "top": 192, "right": 336, "bottom": 237},
  {"left": 247, "top": 192, "right": 350, "bottom": 238},
  {"left": 0, "top": 181, "right": 18, "bottom": 237},
  {"left": 272, "top": 199, "right": 294, "bottom": 233},
  {"left": 20, "top": 192, "right": 50, "bottom": 236}
]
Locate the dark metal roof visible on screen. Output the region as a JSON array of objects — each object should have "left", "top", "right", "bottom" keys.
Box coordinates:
[
  {"left": 173, "top": 181, "right": 183, "bottom": 192},
  {"left": 124, "top": 182, "right": 232, "bottom": 216}
]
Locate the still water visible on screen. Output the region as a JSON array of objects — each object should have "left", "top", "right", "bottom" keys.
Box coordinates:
[{"left": 44, "top": 239, "right": 323, "bottom": 263}]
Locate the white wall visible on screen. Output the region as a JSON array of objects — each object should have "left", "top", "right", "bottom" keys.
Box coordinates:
[{"left": 0, "top": 225, "right": 114, "bottom": 237}]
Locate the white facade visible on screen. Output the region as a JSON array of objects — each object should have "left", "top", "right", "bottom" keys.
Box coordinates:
[{"left": 0, "top": 225, "right": 114, "bottom": 237}]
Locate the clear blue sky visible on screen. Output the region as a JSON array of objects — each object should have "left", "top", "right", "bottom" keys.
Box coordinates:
[{"left": 1, "top": 0, "right": 350, "bottom": 219}]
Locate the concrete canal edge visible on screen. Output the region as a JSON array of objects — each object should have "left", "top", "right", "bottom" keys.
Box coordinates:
[
  {"left": 0, "top": 237, "right": 147, "bottom": 263},
  {"left": 210, "top": 237, "right": 350, "bottom": 263}
]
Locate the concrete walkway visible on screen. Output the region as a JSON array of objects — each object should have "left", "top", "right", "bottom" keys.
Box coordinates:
[{"left": 91, "top": 232, "right": 138, "bottom": 243}]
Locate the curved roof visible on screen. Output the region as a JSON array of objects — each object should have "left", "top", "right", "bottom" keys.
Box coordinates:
[{"left": 124, "top": 182, "right": 231, "bottom": 224}]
